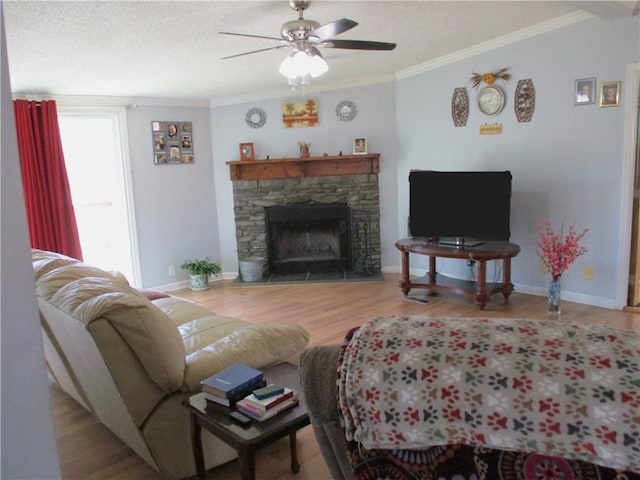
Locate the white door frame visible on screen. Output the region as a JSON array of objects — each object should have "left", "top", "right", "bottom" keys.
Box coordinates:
[{"left": 617, "top": 62, "right": 640, "bottom": 309}]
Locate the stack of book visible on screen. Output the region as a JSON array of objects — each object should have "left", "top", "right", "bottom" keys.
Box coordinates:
[
  {"left": 201, "top": 363, "right": 265, "bottom": 407},
  {"left": 236, "top": 387, "right": 299, "bottom": 422}
]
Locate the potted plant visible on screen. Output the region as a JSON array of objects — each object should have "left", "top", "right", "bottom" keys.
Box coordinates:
[{"left": 180, "top": 257, "right": 222, "bottom": 291}]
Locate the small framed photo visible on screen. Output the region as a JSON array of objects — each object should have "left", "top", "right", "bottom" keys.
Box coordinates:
[
  {"left": 353, "top": 137, "right": 367, "bottom": 155},
  {"left": 600, "top": 81, "right": 621, "bottom": 107},
  {"left": 574, "top": 77, "right": 595, "bottom": 105},
  {"left": 239, "top": 142, "right": 255, "bottom": 161}
]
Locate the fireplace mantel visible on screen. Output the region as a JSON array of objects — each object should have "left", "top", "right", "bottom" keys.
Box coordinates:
[{"left": 226, "top": 153, "right": 379, "bottom": 181}]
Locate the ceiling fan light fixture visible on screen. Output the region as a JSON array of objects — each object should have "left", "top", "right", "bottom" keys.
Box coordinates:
[{"left": 279, "top": 50, "right": 328, "bottom": 85}]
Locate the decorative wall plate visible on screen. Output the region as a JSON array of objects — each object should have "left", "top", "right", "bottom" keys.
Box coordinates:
[
  {"left": 336, "top": 100, "right": 357, "bottom": 121},
  {"left": 245, "top": 107, "right": 267, "bottom": 129},
  {"left": 451, "top": 87, "right": 469, "bottom": 127},
  {"left": 514, "top": 79, "right": 535, "bottom": 123}
]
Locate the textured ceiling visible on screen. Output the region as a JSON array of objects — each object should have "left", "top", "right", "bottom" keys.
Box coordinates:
[{"left": 3, "top": 1, "right": 638, "bottom": 105}]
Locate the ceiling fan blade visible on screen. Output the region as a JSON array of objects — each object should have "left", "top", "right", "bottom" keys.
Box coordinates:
[
  {"left": 219, "top": 31, "right": 285, "bottom": 42},
  {"left": 221, "top": 45, "right": 289, "bottom": 60},
  {"left": 311, "top": 18, "right": 358, "bottom": 42},
  {"left": 322, "top": 39, "right": 396, "bottom": 51}
]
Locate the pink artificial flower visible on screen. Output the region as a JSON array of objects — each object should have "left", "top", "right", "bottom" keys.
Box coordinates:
[{"left": 536, "top": 222, "right": 588, "bottom": 278}]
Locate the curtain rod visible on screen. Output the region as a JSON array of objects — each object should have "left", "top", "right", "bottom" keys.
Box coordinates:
[
  {"left": 12, "top": 93, "right": 209, "bottom": 108},
  {"left": 12, "top": 95, "right": 138, "bottom": 109}
]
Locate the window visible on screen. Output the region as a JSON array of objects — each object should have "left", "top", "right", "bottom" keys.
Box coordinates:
[{"left": 58, "top": 107, "right": 140, "bottom": 285}]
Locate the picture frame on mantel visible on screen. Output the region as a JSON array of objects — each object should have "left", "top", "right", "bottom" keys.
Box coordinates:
[
  {"left": 353, "top": 137, "right": 367, "bottom": 155},
  {"left": 239, "top": 142, "right": 255, "bottom": 161}
]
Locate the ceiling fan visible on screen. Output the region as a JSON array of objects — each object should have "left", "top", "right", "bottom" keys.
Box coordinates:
[{"left": 219, "top": 0, "right": 396, "bottom": 87}]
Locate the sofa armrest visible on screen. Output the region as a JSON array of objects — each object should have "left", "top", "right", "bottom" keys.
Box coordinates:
[{"left": 299, "top": 345, "right": 352, "bottom": 480}]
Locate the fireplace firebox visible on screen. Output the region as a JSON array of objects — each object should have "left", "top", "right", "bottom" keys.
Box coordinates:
[{"left": 266, "top": 204, "right": 350, "bottom": 274}]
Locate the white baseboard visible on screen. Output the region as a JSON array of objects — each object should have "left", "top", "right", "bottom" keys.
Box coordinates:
[
  {"left": 150, "top": 275, "right": 225, "bottom": 293},
  {"left": 152, "top": 266, "right": 618, "bottom": 310}
]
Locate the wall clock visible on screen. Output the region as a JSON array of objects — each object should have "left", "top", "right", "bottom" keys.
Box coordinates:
[{"left": 477, "top": 85, "right": 505, "bottom": 117}]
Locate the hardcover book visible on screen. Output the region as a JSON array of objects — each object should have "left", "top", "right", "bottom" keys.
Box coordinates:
[
  {"left": 236, "top": 396, "right": 299, "bottom": 422},
  {"left": 201, "top": 364, "right": 264, "bottom": 399},
  {"left": 203, "top": 379, "right": 266, "bottom": 407},
  {"left": 242, "top": 388, "right": 295, "bottom": 411}
]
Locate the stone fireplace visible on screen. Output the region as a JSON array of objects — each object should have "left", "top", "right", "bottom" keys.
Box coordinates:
[{"left": 228, "top": 154, "right": 381, "bottom": 282}]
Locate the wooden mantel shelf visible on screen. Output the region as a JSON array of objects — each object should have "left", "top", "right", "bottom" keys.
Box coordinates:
[{"left": 226, "top": 153, "right": 380, "bottom": 181}]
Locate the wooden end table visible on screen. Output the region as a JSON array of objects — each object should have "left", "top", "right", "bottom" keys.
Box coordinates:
[
  {"left": 184, "top": 362, "right": 310, "bottom": 480},
  {"left": 395, "top": 238, "right": 521, "bottom": 309}
]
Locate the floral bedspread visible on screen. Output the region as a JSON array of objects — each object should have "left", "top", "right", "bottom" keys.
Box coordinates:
[{"left": 337, "top": 315, "right": 640, "bottom": 473}]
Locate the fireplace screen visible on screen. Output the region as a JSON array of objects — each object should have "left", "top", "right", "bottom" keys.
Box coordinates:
[{"left": 266, "top": 204, "right": 350, "bottom": 274}]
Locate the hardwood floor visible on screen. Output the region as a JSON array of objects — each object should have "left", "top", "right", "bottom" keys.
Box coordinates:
[{"left": 50, "top": 273, "right": 640, "bottom": 479}]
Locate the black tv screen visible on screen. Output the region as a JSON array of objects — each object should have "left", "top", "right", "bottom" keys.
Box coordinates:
[{"left": 408, "top": 170, "right": 512, "bottom": 243}]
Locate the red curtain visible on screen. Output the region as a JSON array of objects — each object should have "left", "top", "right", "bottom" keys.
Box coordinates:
[{"left": 13, "top": 99, "right": 83, "bottom": 260}]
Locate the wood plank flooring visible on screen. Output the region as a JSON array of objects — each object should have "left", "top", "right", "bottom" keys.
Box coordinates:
[{"left": 50, "top": 273, "right": 640, "bottom": 479}]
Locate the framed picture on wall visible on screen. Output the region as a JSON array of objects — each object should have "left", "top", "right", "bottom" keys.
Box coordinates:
[
  {"left": 151, "top": 121, "right": 194, "bottom": 164},
  {"left": 239, "top": 142, "right": 255, "bottom": 161},
  {"left": 574, "top": 77, "right": 595, "bottom": 105},
  {"left": 353, "top": 138, "right": 367, "bottom": 155},
  {"left": 600, "top": 81, "right": 621, "bottom": 107}
]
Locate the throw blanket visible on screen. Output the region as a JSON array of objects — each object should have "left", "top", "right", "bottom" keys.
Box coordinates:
[{"left": 338, "top": 315, "right": 640, "bottom": 473}]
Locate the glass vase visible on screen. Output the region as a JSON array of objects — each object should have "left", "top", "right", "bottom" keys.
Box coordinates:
[{"left": 548, "top": 275, "right": 561, "bottom": 314}]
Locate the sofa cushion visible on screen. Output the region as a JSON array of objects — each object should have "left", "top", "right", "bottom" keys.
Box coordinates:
[
  {"left": 183, "top": 322, "right": 310, "bottom": 391},
  {"left": 150, "top": 297, "right": 311, "bottom": 391},
  {"left": 35, "top": 263, "right": 186, "bottom": 393},
  {"left": 32, "top": 248, "right": 80, "bottom": 280}
]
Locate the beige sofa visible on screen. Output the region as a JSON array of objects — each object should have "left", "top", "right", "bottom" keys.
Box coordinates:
[{"left": 32, "top": 249, "right": 310, "bottom": 479}]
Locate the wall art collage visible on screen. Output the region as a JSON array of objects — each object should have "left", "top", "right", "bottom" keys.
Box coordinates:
[{"left": 151, "top": 121, "right": 194, "bottom": 164}]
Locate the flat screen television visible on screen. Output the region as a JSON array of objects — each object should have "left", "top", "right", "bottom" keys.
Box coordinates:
[{"left": 408, "top": 170, "right": 512, "bottom": 246}]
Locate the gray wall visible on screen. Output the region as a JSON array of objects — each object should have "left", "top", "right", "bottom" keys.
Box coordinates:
[
  {"left": 396, "top": 15, "right": 639, "bottom": 308},
  {"left": 126, "top": 104, "right": 220, "bottom": 287},
  {"left": 1, "top": 6, "right": 61, "bottom": 477}
]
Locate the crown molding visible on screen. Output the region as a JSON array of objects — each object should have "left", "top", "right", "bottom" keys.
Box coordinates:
[{"left": 395, "top": 11, "right": 593, "bottom": 80}]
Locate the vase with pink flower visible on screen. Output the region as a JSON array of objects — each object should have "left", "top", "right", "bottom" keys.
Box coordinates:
[{"left": 536, "top": 221, "right": 588, "bottom": 314}]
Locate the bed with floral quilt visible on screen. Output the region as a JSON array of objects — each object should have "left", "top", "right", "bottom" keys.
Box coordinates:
[{"left": 335, "top": 315, "right": 639, "bottom": 480}]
